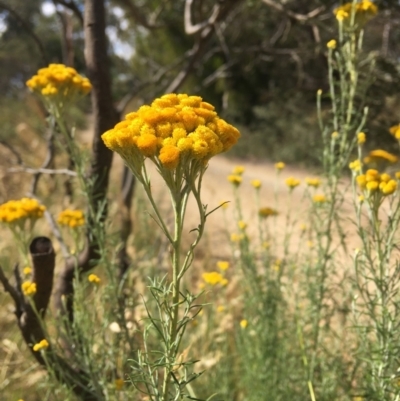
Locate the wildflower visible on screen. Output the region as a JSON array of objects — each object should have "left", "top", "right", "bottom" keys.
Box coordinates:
[
  {"left": 334, "top": 1, "right": 378, "bottom": 25},
  {"left": 272, "top": 259, "right": 281, "bottom": 272},
  {"left": 356, "top": 175, "right": 367, "bottom": 189},
  {"left": 115, "top": 378, "right": 124, "bottom": 391},
  {"left": 217, "top": 261, "right": 230, "bottom": 271},
  {"left": 313, "top": 194, "right": 327, "bottom": 203},
  {"left": 228, "top": 175, "right": 242, "bottom": 186},
  {"left": 275, "top": 162, "right": 285, "bottom": 171},
  {"left": 380, "top": 180, "right": 397, "bottom": 195},
  {"left": 285, "top": 177, "right": 300, "bottom": 189},
  {"left": 259, "top": 207, "right": 278, "bottom": 218},
  {"left": 396, "top": 172, "right": 400, "bottom": 180},
  {"left": 102, "top": 94, "right": 240, "bottom": 177},
  {"left": 0, "top": 198, "right": 45, "bottom": 225},
  {"left": 327, "top": 39, "right": 337, "bottom": 49},
  {"left": 26, "top": 64, "right": 91, "bottom": 105},
  {"left": 300, "top": 223, "right": 307, "bottom": 231},
  {"left": 331, "top": 131, "right": 339, "bottom": 139},
  {"left": 33, "top": 339, "right": 49, "bottom": 352},
  {"left": 232, "top": 165, "right": 245, "bottom": 175},
  {"left": 21, "top": 281, "right": 36, "bottom": 296},
  {"left": 357, "top": 132, "right": 366, "bottom": 144},
  {"left": 202, "top": 271, "right": 225, "bottom": 286},
  {"left": 238, "top": 220, "right": 247, "bottom": 230},
  {"left": 366, "top": 181, "right": 379, "bottom": 191},
  {"left": 349, "top": 159, "right": 363, "bottom": 172},
  {"left": 305, "top": 177, "right": 321, "bottom": 188},
  {"left": 364, "top": 149, "right": 398, "bottom": 164},
  {"left": 220, "top": 278, "right": 229, "bottom": 286},
  {"left": 263, "top": 241, "right": 270, "bottom": 249},
  {"left": 240, "top": 319, "right": 248, "bottom": 329},
  {"left": 251, "top": 179, "right": 262, "bottom": 189},
  {"left": 58, "top": 209, "right": 85, "bottom": 228},
  {"left": 216, "top": 305, "right": 225, "bottom": 313},
  {"left": 359, "top": 195, "right": 365, "bottom": 202},
  {"left": 317, "top": 89, "right": 322, "bottom": 96},
  {"left": 307, "top": 241, "right": 314, "bottom": 248},
  {"left": 23, "top": 266, "right": 32, "bottom": 275},
  {"left": 230, "top": 233, "right": 244, "bottom": 242},
  {"left": 88, "top": 274, "right": 101, "bottom": 285},
  {"left": 389, "top": 124, "right": 400, "bottom": 139}
]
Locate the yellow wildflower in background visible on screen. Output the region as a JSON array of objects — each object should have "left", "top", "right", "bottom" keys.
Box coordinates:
[
  {"left": 217, "top": 305, "right": 225, "bottom": 313},
  {"left": 33, "top": 339, "right": 49, "bottom": 352},
  {"left": 313, "top": 194, "right": 327, "bottom": 204},
  {"left": 285, "top": 177, "right": 300, "bottom": 189},
  {"left": 228, "top": 175, "right": 242, "bottom": 186},
  {"left": 251, "top": 179, "right": 262, "bottom": 189},
  {"left": 21, "top": 281, "right": 36, "bottom": 296},
  {"left": 275, "top": 162, "right": 285, "bottom": 171},
  {"left": 23, "top": 266, "right": 32, "bottom": 275},
  {"left": 238, "top": 220, "right": 247, "bottom": 230},
  {"left": 115, "top": 378, "right": 124, "bottom": 391},
  {"left": 217, "top": 261, "right": 230, "bottom": 271},
  {"left": 305, "top": 177, "right": 321, "bottom": 188},
  {"left": 26, "top": 64, "right": 91, "bottom": 101},
  {"left": 389, "top": 124, "right": 400, "bottom": 139},
  {"left": 240, "top": 319, "right": 248, "bottom": 329},
  {"left": 88, "top": 274, "right": 101, "bottom": 285},
  {"left": 202, "top": 271, "right": 225, "bottom": 286},
  {"left": 364, "top": 149, "right": 398, "bottom": 164},
  {"left": 230, "top": 233, "right": 244, "bottom": 242},
  {"left": 396, "top": 172, "right": 400, "bottom": 180},
  {"left": 356, "top": 169, "right": 397, "bottom": 197},
  {"left": 232, "top": 165, "right": 245, "bottom": 175},
  {"left": 102, "top": 94, "right": 240, "bottom": 174},
  {"left": 334, "top": 1, "right": 378, "bottom": 25},
  {"left": 349, "top": 159, "right": 363, "bottom": 172},
  {"left": 58, "top": 209, "right": 85, "bottom": 228},
  {"left": 219, "top": 200, "right": 229, "bottom": 209},
  {"left": 259, "top": 207, "right": 278, "bottom": 218},
  {"left": 0, "top": 198, "right": 45, "bottom": 224},
  {"left": 327, "top": 39, "right": 337, "bottom": 49},
  {"left": 331, "top": 131, "right": 339, "bottom": 139},
  {"left": 357, "top": 132, "right": 366, "bottom": 144}
]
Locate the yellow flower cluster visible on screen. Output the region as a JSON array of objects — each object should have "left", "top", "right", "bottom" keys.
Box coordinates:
[
  {"left": 22, "top": 281, "right": 37, "bottom": 296},
  {"left": 58, "top": 209, "right": 85, "bottom": 228},
  {"left": 251, "top": 179, "right": 262, "bottom": 189},
  {"left": 327, "top": 39, "right": 337, "bottom": 49},
  {"left": 275, "top": 162, "right": 285, "bottom": 170},
  {"left": 102, "top": 94, "right": 240, "bottom": 171},
  {"left": 334, "top": 1, "right": 378, "bottom": 24},
  {"left": 228, "top": 175, "right": 242, "bottom": 186},
  {"left": 217, "top": 261, "right": 230, "bottom": 271},
  {"left": 33, "top": 339, "right": 49, "bottom": 352},
  {"left": 364, "top": 149, "right": 398, "bottom": 164},
  {"left": 238, "top": 220, "right": 247, "bottom": 230},
  {"left": 115, "top": 378, "right": 124, "bottom": 391},
  {"left": 232, "top": 165, "right": 245, "bottom": 175},
  {"left": 356, "top": 169, "right": 397, "bottom": 196},
  {"left": 389, "top": 124, "right": 400, "bottom": 139},
  {"left": 349, "top": 159, "right": 363, "bottom": 172},
  {"left": 305, "top": 178, "right": 321, "bottom": 188},
  {"left": 26, "top": 64, "right": 91, "bottom": 99},
  {"left": 88, "top": 274, "right": 101, "bottom": 284},
  {"left": 0, "top": 198, "right": 45, "bottom": 224},
  {"left": 357, "top": 132, "right": 366, "bottom": 144},
  {"left": 202, "top": 271, "right": 228, "bottom": 286},
  {"left": 313, "top": 194, "right": 327, "bottom": 204},
  {"left": 285, "top": 177, "right": 300, "bottom": 189}
]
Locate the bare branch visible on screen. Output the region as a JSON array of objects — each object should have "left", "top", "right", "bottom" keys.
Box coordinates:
[
  {"left": 114, "top": 0, "right": 162, "bottom": 29},
  {"left": 0, "top": 265, "right": 20, "bottom": 308},
  {"left": 261, "top": 0, "right": 325, "bottom": 23},
  {"left": 0, "top": 1, "right": 48, "bottom": 64},
  {"left": 7, "top": 167, "right": 77, "bottom": 177},
  {"left": 53, "top": 0, "right": 84, "bottom": 26},
  {"left": 184, "top": 0, "right": 219, "bottom": 35},
  {"left": 0, "top": 140, "right": 24, "bottom": 166}
]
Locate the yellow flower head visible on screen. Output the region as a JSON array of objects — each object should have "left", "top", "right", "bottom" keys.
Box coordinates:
[
  {"left": 331, "top": 131, "right": 339, "bottom": 139},
  {"left": 232, "top": 165, "right": 245, "bottom": 175},
  {"left": 327, "top": 39, "right": 337, "bottom": 49},
  {"left": 305, "top": 177, "right": 321, "bottom": 188},
  {"left": 364, "top": 149, "right": 398, "bottom": 164},
  {"left": 23, "top": 266, "right": 32, "bottom": 275},
  {"left": 275, "top": 162, "right": 285, "bottom": 171},
  {"left": 238, "top": 220, "right": 247, "bottom": 230},
  {"left": 313, "top": 194, "right": 327, "bottom": 203},
  {"left": 334, "top": 1, "right": 378, "bottom": 26},
  {"left": 349, "top": 159, "right": 363, "bottom": 172},
  {"left": 58, "top": 209, "right": 85, "bottom": 228},
  {"left": 259, "top": 207, "right": 278, "bottom": 218},
  {"left": 217, "top": 260, "right": 230, "bottom": 271},
  {"left": 202, "top": 271, "right": 225, "bottom": 286},
  {"left": 389, "top": 124, "right": 400, "bottom": 139},
  {"left": 26, "top": 64, "right": 91, "bottom": 104},
  {"left": 240, "top": 319, "right": 248, "bottom": 329},
  {"left": 230, "top": 233, "right": 244, "bottom": 242},
  {"left": 0, "top": 198, "right": 45, "bottom": 225},
  {"left": 102, "top": 94, "right": 240, "bottom": 174},
  {"left": 88, "top": 274, "right": 101, "bottom": 285},
  {"left": 219, "top": 200, "right": 229, "bottom": 209},
  {"left": 228, "top": 174, "right": 242, "bottom": 186},
  {"left": 251, "top": 179, "right": 262, "bottom": 189},
  {"left": 33, "top": 339, "right": 49, "bottom": 352},
  {"left": 357, "top": 132, "right": 366, "bottom": 144},
  {"left": 285, "top": 177, "right": 300, "bottom": 189},
  {"left": 217, "top": 305, "right": 225, "bottom": 313},
  {"left": 22, "top": 281, "right": 37, "bottom": 296}
]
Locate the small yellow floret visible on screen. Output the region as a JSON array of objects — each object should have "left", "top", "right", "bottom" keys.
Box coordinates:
[
  {"left": 275, "top": 162, "right": 285, "bottom": 170},
  {"left": 22, "top": 281, "right": 37, "bottom": 296},
  {"left": 327, "top": 40, "right": 337, "bottom": 49},
  {"left": 357, "top": 132, "right": 366, "bottom": 144},
  {"left": 389, "top": 124, "right": 400, "bottom": 139},
  {"left": 33, "top": 339, "right": 49, "bottom": 352},
  {"left": 88, "top": 274, "right": 101, "bottom": 285},
  {"left": 240, "top": 319, "right": 248, "bottom": 329},
  {"left": 58, "top": 209, "right": 85, "bottom": 228},
  {"left": 232, "top": 165, "right": 245, "bottom": 175},
  {"left": 228, "top": 175, "right": 242, "bottom": 186},
  {"left": 305, "top": 178, "right": 321, "bottom": 188},
  {"left": 159, "top": 145, "right": 180, "bottom": 169},
  {"left": 285, "top": 177, "right": 300, "bottom": 189},
  {"left": 217, "top": 261, "right": 230, "bottom": 271},
  {"left": 202, "top": 271, "right": 225, "bottom": 286},
  {"left": 251, "top": 179, "right": 262, "bottom": 189},
  {"left": 259, "top": 207, "right": 278, "bottom": 218},
  {"left": 313, "top": 194, "right": 327, "bottom": 203}
]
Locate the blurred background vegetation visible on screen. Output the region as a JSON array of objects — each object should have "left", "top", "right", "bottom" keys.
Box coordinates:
[{"left": 1, "top": 0, "right": 400, "bottom": 166}]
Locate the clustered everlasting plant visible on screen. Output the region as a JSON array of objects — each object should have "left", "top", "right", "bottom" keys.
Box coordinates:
[{"left": 5, "top": 1, "right": 400, "bottom": 401}]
